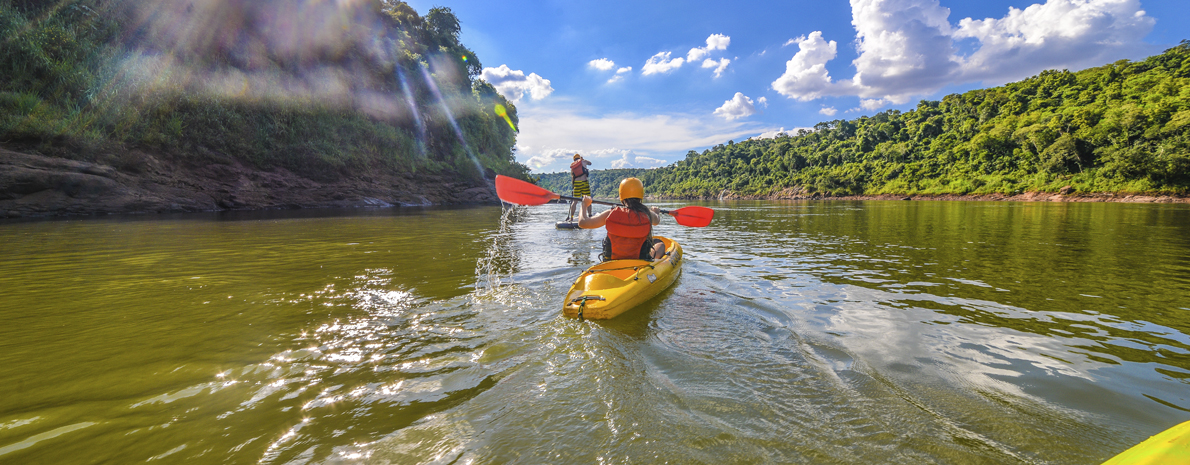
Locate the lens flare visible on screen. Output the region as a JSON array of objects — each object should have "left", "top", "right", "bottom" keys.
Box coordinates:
[
  {"left": 461, "top": 55, "right": 468, "bottom": 62},
  {"left": 419, "top": 67, "right": 486, "bottom": 177},
  {"left": 493, "top": 104, "right": 516, "bottom": 131}
]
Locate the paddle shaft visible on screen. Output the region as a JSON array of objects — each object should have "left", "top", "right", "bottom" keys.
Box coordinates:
[{"left": 556, "top": 194, "right": 673, "bottom": 215}]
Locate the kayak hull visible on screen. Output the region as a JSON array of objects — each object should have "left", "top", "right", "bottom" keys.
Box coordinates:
[
  {"left": 563, "top": 237, "right": 682, "bottom": 319},
  {"left": 1102, "top": 420, "right": 1190, "bottom": 465},
  {"left": 555, "top": 221, "right": 580, "bottom": 229}
]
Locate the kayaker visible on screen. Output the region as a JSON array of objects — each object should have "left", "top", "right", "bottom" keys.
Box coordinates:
[
  {"left": 577, "top": 177, "right": 665, "bottom": 261},
  {"left": 568, "top": 153, "right": 593, "bottom": 221}
]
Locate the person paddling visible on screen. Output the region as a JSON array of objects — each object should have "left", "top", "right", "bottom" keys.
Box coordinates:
[
  {"left": 568, "top": 153, "right": 593, "bottom": 221},
  {"left": 577, "top": 177, "right": 665, "bottom": 261}
]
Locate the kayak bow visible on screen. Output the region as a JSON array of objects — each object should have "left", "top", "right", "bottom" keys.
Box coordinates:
[{"left": 563, "top": 236, "right": 682, "bottom": 319}]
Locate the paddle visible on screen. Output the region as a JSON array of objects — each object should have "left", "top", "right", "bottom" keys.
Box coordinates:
[{"left": 494, "top": 175, "right": 715, "bottom": 227}]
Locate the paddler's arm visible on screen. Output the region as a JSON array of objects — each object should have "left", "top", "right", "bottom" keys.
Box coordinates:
[
  {"left": 577, "top": 195, "right": 610, "bottom": 229},
  {"left": 648, "top": 206, "right": 661, "bottom": 225}
]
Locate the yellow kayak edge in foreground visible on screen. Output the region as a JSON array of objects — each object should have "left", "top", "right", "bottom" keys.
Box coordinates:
[
  {"left": 563, "top": 237, "right": 682, "bottom": 319},
  {"left": 1102, "top": 420, "right": 1190, "bottom": 464}
]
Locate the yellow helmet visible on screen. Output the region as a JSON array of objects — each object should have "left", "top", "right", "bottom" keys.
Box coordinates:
[
  {"left": 618, "top": 177, "right": 644, "bottom": 201},
  {"left": 573, "top": 153, "right": 582, "bottom": 160}
]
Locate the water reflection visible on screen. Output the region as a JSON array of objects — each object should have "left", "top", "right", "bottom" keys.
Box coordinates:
[{"left": 1, "top": 201, "right": 1189, "bottom": 463}]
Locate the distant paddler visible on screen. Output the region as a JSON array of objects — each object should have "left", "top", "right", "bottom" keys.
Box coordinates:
[{"left": 568, "top": 153, "right": 593, "bottom": 221}]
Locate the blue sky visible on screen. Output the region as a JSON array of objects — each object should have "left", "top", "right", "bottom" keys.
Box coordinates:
[{"left": 404, "top": 0, "right": 1189, "bottom": 173}]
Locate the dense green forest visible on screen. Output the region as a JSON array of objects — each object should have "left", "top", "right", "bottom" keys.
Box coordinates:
[
  {"left": 540, "top": 42, "right": 1190, "bottom": 198},
  {"left": 0, "top": 0, "right": 527, "bottom": 181}
]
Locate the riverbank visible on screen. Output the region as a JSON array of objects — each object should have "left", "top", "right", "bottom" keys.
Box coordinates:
[
  {"left": 0, "top": 148, "right": 498, "bottom": 219},
  {"left": 715, "top": 187, "right": 1190, "bottom": 204}
]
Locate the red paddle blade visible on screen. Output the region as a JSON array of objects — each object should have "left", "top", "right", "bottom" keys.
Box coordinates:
[
  {"left": 495, "top": 175, "right": 561, "bottom": 206},
  {"left": 668, "top": 206, "right": 714, "bottom": 227}
]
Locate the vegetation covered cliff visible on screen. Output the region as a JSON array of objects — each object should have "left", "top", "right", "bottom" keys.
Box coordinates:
[
  {"left": 0, "top": 0, "right": 528, "bottom": 216},
  {"left": 539, "top": 43, "right": 1190, "bottom": 200}
]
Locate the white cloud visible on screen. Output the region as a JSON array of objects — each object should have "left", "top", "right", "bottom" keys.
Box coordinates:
[
  {"left": 771, "top": 31, "right": 840, "bottom": 101},
  {"left": 607, "top": 66, "right": 633, "bottom": 83},
  {"left": 751, "top": 127, "right": 812, "bottom": 139},
  {"left": 848, "top": 0, "right": 959, "bottom": 102},
  {"left": 953, "top": 0, "right": 1155, "bottom": 84},
  {"left": 588, "top": 58, "right": 616, "bottom": 71},
  {"left": 687, "top": 33, "right": 731, "bottom": 62},
  {"left": 758, "top": 97, "right": 768, "bottom": 107},
  {"left": 860, "top": 98, "right": 889, "bottom": 111},
  {"left": 713, "top": 92, "right": 758, "bottom": 121},
  {"left": 514, "top": 103, "right": 764, "bottom": 172},
  {"left": 819, "top": 106, "right": 837, "bottom": 116},
  {"left": 610, "top": 151, "right": 667, "bottom": 169},
  {"left": 771, "top": 0, "right": 1155, "bottom": 111},
  {"left": 642, "top": 51, "right": 685, "bottom": 75},
  {"left": 702, "top": 58, "right": 731, "bottom": 78},
  {"left": 783, "top": 38, "right": 798, "bottom": 46},
  {"left": 480, "top": 65, "right": 554, "bottom": 102}
]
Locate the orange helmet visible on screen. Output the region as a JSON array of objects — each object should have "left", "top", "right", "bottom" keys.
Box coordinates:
[{"left": 618, "top": 177, "right": 644, "bottom": 201}]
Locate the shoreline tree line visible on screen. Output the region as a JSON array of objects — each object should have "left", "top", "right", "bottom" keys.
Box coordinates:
[{"left": 539, "top": 42, "right": 1189, "bottom": 199}]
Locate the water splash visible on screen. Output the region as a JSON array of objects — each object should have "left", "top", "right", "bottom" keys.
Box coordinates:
[{"left": 474, "top": 205, "right": 525, "bottom": 299}]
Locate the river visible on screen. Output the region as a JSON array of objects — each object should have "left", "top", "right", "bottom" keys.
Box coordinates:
[{"left": 1, "top": 200, "right": 1188, "bottom": 464}]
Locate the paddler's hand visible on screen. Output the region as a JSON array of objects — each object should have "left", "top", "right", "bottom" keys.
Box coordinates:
[{"left": 582, "top": 195, "right": 593, "bottom": 210}]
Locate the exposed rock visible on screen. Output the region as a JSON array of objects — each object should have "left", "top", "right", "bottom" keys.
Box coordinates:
[{"left": 0, "top": 147, "right": 499, "bottom": 218}]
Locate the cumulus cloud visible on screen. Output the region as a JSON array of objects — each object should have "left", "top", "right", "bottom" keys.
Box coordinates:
[
  {"left": 953, "top": 0, "right": 1156, "bottom": 84},
  {"left": 642, "top": 51, "right": 685, "bottom": 75},
  {"left": 687, "top": 33, "right": 731, "bottom": 62},
  {"left": 819, "top": 106, "right": 837, "bottom": 116},
  {"left": 771, "top": 0, "right": 1156, "bottom": 111},
  {"left": 605, "top": 66, "right": 633, "bottom": 84},
  {"left": 480, "top": 65, "right": 554, "bottom": 102},
  {"left": 702, "top": 58, "right": 731, "bottom": 78},
  {"left": 713, "top": 92, "right": 759, "bottom": 120},
  {"left": 514, "top": 104, "right": 764, "bottom": 172},
  {"left": 610, "top": 151, "right": 667, "bottom": 169},
  {"left": 848, "top": 0, "right": 959, "bottom": 102},
  {"left": 758, "top": 97, "right": 768, "bottom": 107},
  {"left": 751, "top": 127, "right": 812, "bottom": 139},
  {"left": 588, "top": 58, "right": 616, "bottom": 71},
  {"left": 771, "top": 31, "right": 840, "bottom": 101},
  {"left": 860, "top": 98, "right": 889, "bottom": 111}
]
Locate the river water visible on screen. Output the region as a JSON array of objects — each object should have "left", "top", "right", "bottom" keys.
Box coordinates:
[{"left": 1, "top": 200, "right": 1188, "bottom": 464}]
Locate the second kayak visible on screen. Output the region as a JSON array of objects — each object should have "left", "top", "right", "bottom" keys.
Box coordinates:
[{"left": 563, "top": 236, "right": 682, "bottom": 319}]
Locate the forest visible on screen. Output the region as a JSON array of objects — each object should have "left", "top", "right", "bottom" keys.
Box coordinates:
[
  {"left": 539, "top": 42, "right": 1190, "bottom": 199},
  {"left": 0, "top": 0, "right": 528, "bottom": 182}
]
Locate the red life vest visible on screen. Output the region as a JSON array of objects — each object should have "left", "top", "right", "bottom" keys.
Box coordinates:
[
  {"left": 606, "top": 207, "right": 652, "bottom": 259},
  {"left": 570, "top": 159, "right": 588, "bottom": 178}
]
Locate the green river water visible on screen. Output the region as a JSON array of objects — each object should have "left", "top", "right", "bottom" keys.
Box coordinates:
[{"left": 1, "top": 200, "right": 1188, "bottom": 464}]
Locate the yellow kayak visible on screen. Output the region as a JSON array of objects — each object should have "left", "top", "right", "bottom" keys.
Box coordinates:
[
  {"left": 563, "top": 237, "right": 682, "bottom": 319},
  {"left": 1103, "top": 420, "right": 1190, "bottom": 464}
]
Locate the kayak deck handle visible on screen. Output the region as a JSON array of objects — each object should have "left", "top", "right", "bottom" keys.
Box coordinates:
[{"left": 571, "top": 295, "right": 606, "bottom": 304}]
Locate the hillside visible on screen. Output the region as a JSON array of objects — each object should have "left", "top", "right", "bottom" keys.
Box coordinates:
[
  {"left": 540, "top": 42, "right": 1189, "bottom": 201},
  {"left": 0, "top": 0, "right": 527, "bottom": 217}
]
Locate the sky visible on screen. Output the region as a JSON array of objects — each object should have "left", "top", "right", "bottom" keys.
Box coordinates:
[{"left": 401, "top": 0, "right": 1189, "bottom": 173}]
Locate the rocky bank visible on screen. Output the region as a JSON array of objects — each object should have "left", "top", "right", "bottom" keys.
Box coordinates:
[{"left": 0, "top": 148, "right": 499, "bottom": 219}]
